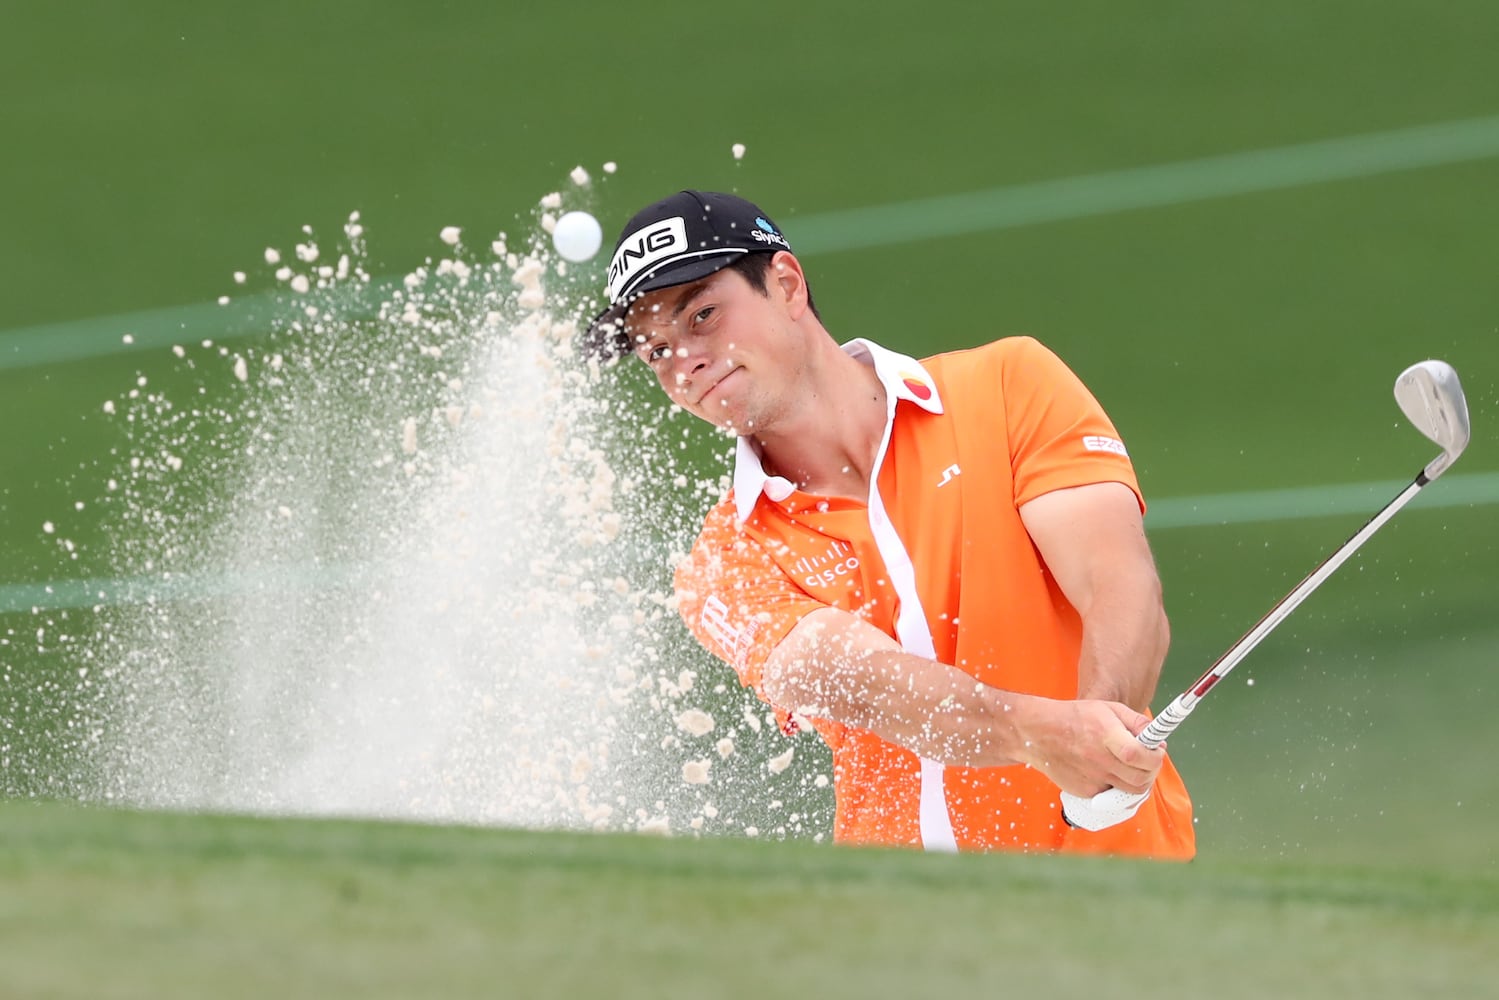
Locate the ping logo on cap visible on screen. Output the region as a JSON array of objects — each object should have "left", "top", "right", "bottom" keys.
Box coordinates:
[{"left": 607, "top": 216, "right": 688, "bottom": 302}]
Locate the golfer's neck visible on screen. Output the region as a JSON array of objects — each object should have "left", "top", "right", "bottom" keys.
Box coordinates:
[{"left": 752, "top": 358, "right": 887, "bottom": 501}]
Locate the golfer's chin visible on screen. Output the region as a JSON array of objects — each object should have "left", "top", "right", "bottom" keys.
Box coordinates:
[
  {"left": 709, "top": 414, "right": 747, "bottom": 434},
  {"left": 690, "top": 399, "right": 754, "bottom": 434},
  {"left": 710, "top": 401, "right": 765, "bottom": 435}
]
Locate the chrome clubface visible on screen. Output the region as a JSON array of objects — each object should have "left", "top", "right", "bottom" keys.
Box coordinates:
[{"left": 1394, "top": 360, "right": 1471, "bottom": 481}]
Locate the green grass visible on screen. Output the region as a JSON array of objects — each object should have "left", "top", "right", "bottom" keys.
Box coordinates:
[{"left": 3, "top": 799, "right": 1496, "bottom": 999}]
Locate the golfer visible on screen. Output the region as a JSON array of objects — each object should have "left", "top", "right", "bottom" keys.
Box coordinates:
[{"left": 587, "top": 190, "right": 1194, "bottom": 858}]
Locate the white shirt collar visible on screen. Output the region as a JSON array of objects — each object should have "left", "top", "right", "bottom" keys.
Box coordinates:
[{"left": 731, "top": 338, "right": 943, "bottom": 524}]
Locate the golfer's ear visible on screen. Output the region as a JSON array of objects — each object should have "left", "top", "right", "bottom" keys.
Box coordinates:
[{"left": 770, "top": 251, "right": 810, "bottom": 319}]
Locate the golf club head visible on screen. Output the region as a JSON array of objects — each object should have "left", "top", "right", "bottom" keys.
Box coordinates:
[{"left": 1394, "top": 360, "right": 1471, "bottom": 481}]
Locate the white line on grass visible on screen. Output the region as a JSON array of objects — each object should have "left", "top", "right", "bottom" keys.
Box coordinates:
[
  {"left": 789, "top": 114, "right": 1499, "bottom": 254},
  {"left": 1145, "top": 470, "right": 1499, "bottom": 528},
  {"left": 4, "top": 471, "right": 1496, "bottom": 614},
  {"left": 5, "top": 114, "right": 1499, "bottom": 371}
]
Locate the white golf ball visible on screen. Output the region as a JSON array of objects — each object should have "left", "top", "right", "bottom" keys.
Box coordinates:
[{"left": 551, "top": 210, "right": 603, "bottom": 262}]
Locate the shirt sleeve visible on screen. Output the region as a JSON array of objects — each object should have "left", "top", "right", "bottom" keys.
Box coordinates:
[
  {"left": 999, "top": 336, "right": 1145, "bottom": 513},
  {"left": 673, "top": 503, "right": 826, "bottom": 694}
]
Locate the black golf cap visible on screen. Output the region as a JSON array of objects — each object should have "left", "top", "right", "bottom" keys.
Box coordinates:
[{"left": 582, "top": 190, "right": 791, "bottom": 360}]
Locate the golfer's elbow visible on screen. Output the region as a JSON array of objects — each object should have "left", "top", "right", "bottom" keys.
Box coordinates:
[
  {"left": 758, "top": 656, "right": 797, "bottom": 708},
  {"left": 763, "top": 640, "right": 872, "bottom": 723},
  {"left": 1149, "top": 574, "right": 1171, "bottom": 667},
  {"left": 1135, "top": 584, "right": 1172, "bottom": 708}
]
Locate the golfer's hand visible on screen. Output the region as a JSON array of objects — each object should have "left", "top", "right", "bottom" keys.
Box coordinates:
[{"left": 1018, "top": 698, "right": 1164, "bottom": 797}]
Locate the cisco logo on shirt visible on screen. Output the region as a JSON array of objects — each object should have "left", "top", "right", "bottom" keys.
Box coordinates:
[{"left": 791, "top": 539, "right": 860, "bottom": 589}]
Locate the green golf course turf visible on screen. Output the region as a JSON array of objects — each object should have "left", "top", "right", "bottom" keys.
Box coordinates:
[{"left": 2, "top": 799, "right": 1496, "bottom": 999}]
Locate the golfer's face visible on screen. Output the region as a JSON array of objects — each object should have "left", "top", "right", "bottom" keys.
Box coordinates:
[{"left": 624, "top": 268, "right": 784, "bottom": 432}]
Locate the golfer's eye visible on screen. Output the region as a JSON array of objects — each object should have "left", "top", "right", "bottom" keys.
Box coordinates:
[
  {"left": 645, "top": 343, "right": 671, "bottom": 364},
  {"left": 693, "top": 306, "right": 715, "bottom": 325}
]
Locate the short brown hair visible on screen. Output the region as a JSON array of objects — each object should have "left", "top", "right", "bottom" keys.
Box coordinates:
[{"left": 728, "top": 253, "right": 821, "bottom": 321}]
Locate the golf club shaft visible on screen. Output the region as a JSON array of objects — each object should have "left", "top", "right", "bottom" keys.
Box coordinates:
[{"left": 1135, "top": 471, "right": 1430, "bottom": 749}]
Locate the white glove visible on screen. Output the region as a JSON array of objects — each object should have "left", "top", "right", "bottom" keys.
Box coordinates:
[{"left": 1060, "top": 786, "right": 1151, "bottom": 832}]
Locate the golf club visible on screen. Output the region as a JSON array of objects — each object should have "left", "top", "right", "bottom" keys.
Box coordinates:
[{"left": 1062, "top": 359, "right": 1472, "bottom": 831}]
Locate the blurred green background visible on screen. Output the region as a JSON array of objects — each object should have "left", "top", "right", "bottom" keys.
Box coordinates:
[{"left": 3, "top": 0, "right": 1497, "bottom": 875}]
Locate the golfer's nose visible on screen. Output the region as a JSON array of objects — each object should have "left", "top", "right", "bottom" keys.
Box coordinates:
[{"left": 669, "top": 343, "right": 712, "bottom": 385}]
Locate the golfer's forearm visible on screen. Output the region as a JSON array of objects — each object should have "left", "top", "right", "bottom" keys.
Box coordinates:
[
  {"left": 1075, "top": 582, "right": 1170, "bottom": 711},
  {"left": 762, "top": 646, "right": 1030, "bottom": 767}
]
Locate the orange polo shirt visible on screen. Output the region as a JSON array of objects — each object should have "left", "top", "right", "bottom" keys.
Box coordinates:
[{"left": 674, "top": 336, "right": 1194, "bottom": 859}]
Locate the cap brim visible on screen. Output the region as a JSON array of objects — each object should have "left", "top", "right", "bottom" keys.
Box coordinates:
[{"left": 582, "top": 252, "right": 749, "bottom": 361}]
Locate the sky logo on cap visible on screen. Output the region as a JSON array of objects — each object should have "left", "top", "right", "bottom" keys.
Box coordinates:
[
  {"left": 606, "top": 216, "right": 689, "bottom": 301},
  {"left": 749, "top": 216, "right": 790, "bottom": 249}
]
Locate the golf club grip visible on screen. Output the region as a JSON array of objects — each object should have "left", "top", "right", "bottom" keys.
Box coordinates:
[{"left": 1136, "top": 697, "right": 1193, "bottom": 748}]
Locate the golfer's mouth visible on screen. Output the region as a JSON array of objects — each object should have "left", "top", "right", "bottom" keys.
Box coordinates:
[{"left": 695, "top": 366, "right": 742, "bottom": 407}]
